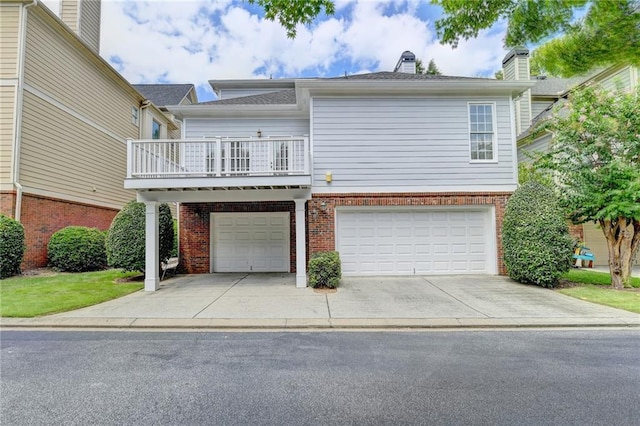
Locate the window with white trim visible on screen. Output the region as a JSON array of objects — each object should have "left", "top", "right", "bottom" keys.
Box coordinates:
[
  {"left": 131, "top": 106, "right": 139, "bottom": 126},
  {"left": 152, "top": 119, "right": 161, "bottom": 139},
  {"left": 469, "top": 103, "right": 495, "bottom": 161}
]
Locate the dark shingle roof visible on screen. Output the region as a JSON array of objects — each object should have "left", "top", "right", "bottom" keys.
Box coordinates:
[
  {"left": 198, "top": 72, "right": 493, "bottom": 105},
  {"left": 529, "top": 76, "right": 588, "bottom": 96},
  {"left": 198, "top": 89, "right": 297, "bottom": 105},
  {"left": 327, "top": 71, "right": 489, "bottom": 81},
  {"left": 133, "top": 84, "right": 195, "bottom": 106}
]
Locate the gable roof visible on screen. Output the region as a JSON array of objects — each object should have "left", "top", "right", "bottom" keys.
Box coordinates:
[
  {"left": 133, "top": 84, "right": 195, "bottom": 106},
  {"left": 199, "top": 72, "right": 491, "bottom": 106}
]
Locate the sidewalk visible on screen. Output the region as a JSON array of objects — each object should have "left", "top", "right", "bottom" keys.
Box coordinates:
[{"left": 2, "top": 274, "right": 639, "bottom": 330}]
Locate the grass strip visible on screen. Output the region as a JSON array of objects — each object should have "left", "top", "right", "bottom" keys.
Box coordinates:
[{"left": 0, "top": 270, "right": 142, "bottom": 318}]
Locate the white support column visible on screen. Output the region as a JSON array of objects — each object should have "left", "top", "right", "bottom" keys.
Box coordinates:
[
  {"left": 294, "top": 199, "right": 307, "bottom": 288},
  {"left": 144, "top": 201, "right": 160, "bottom": 291}
]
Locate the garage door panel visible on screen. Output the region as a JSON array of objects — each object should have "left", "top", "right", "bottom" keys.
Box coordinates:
[
  {"left": 337, "top": 209, "right": 492, "bottom": 275},
  {"left": 212, "top": 212, "right": 289, "bottom": 273}
]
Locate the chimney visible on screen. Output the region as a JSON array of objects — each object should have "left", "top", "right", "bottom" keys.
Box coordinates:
[
  {"left": 502, "top": 47, "right": 532, "bottom": 135},
  {"left": 60, "top": 0, "right": 101, "bottom": 54},
  {"left": 393, "top": 51, "right": 416, "bottom": 74}
]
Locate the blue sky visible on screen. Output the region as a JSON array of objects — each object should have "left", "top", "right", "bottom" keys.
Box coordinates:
[{"left": 42, "top": 0, "right": 511, "bottom": 102}]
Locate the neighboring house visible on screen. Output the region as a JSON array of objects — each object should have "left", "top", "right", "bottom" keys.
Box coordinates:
[
  {"left": 0, "top": 0, "right": 174, "bottom": 268},
  {"left": 125, "top": 50, "right": 534, "bottom": 291},
  {"left": 510, "top": 48, "right": 639, "bottom": 266},
  {"left": 132, "top": 84, "right": 198, "bottom": 140}
]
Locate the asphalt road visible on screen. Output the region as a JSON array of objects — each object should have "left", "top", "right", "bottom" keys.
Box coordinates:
[{"left": 1, "top": 329, "right": 639, "bottom": 425}]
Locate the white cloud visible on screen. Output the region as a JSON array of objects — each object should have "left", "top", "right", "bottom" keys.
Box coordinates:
[{"left": 41, "top": 0, "right": 511, "bottom": 101}]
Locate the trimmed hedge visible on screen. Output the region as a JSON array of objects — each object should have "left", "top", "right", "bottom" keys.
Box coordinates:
[
  {"left": 106, "top": 201, "right": 173, "bottom": 273},
  {"left": 309, "top": 251, "right": 341, "bottom": 289},
  {"left": 0, "top": 214, "right": 25, "bottom": 279},
  {"left": 503, "top": 181, "right": 574, "bottom": 288},
  {"left": 47, "top": 226, "right": 107, "bottom": 272}
]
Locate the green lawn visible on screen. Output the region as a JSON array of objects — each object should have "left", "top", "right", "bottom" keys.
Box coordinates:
[
  {"left": 558, "top": 268, "right": 640, "bottom": 313},
  {"left": 0, "top": 269, "right": 143, "bottom": 318},
  {"left": 563, "top": 269, "right": 640, "bottom": 287}
]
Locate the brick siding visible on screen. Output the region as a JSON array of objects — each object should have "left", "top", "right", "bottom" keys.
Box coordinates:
[
  {"left": 1, "top": 192, "right": 118, "bottom": 269},
  {"left": 179, "top": 201, "right": 296, "bottom": 274},
  {"left": 308, "top": 192, "right": 512, "bottom": 275},
  {"left": 179, "top": 192, "right": 511, "bottom": 276}
]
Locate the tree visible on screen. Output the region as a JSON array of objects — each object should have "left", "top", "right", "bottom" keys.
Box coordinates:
[
  {"left": 433, "top": 0, "right": 640, "bottom": 77},
  {"left": 494, "top": 70, "right": 503, "bottom": 80},
  {"left": 534, "top": 85, "right": 640, "bottom": 289},
  {"left": 416, "top": 58, "right": 442, "bottom": 75},
  {"left": 248, "top": 0, "right": 335, "bottom": 38},
  {"left": 425, "top": 59, "right": 442, "bottom": 75}
]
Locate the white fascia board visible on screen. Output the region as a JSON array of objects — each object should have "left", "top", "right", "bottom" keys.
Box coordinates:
[
  {"left": 136, "top": 188, "right": 312, "bottom": 203},
  {"left": 208, "top": 79, "right": 298, "bottom": 92},
  {"left": 168, "top": 104, "right": 305, "bottom": 120},
  {"left": 296, "top": 79, "right": 536, "bottom": 98}
]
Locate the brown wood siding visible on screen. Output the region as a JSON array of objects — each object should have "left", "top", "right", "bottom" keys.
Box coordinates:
[
  {"left": 0, "top": 85, "right": 17, "bottom": 185},
  {"left": 0, "top": 3, "right": 21, "bottom": 79},
  {"left": 19, "top": 91, "right": 133, "bottom": 207},
  {"left": 23, "top": 9, "right": 140, "bottom": 141}
]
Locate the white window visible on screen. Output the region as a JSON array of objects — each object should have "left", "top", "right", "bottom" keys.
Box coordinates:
[
  {"left": 131, "top": 106, "right": 139, "bottom": 126},
  {"left": 152, "top": 119, "right": 161, "bottom": 139},
  {"left": 468, "top": 103, "right": 496, "bottom": 161}
]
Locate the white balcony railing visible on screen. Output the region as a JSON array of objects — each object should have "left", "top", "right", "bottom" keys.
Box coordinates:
[{"left": 126, "top": 136, "right": 310, "bottom": 179}]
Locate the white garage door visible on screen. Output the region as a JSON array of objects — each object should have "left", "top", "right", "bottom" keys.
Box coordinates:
[
  {"left": 337, "top": 209, "right": 494, "bottom": 275},
  {"left": 211, "top": 213, "right": 289, "bottom": 272}
]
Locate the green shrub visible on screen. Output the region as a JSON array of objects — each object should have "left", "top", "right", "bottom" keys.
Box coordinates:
[
  {"left": 503, "top": 181, "right": 574, "bottom": 288},
  {"left": 47, "top": 226, "right": 107, "bottom": 272},
  {"left": 309, "top": 251, "right": 341, "bottom": 289},
  {"left": 0, "top": 214, "right": 25, "bottom": 279},
  {"left": 106, "top": 201, "right": 173, "bottom": 272}
]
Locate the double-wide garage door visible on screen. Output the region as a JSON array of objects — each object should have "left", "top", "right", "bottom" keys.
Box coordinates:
[
  {"left": 211, "top": 213, "right": 289, "bottom": 272},
  {"left": 337, "top": 209, "right": 494, "bottom": 275}
]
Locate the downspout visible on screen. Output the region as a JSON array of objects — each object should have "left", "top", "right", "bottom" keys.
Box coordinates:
[{"left": 12, "top": 0, "right": 38, "bottom": 221}]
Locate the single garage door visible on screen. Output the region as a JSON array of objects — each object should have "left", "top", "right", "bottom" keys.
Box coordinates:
[
  {"left": 211, "top": 212, "right": 289, "bottom": 272},
  {"left": 336, "top": 208, "right": 494, "bottom": 275}
]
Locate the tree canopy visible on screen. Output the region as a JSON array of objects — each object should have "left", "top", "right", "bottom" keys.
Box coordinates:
[
  {"left": 416, "top": 58, "right": 442, "bottom": 75},
  {"left": 534, "top": 85, "right": 640, "bottom": 288},
  {"left": 434, "top": 0, "right": 640, "bottom": 77},
  {"left": 248, "top": 0, "right": 335, "bottom": 38}
]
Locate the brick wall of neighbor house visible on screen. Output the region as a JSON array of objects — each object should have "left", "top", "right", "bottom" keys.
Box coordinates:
[
  {"left": 179, "top": 201, "right": 297, "bottom": 274},
  {"left": 568, "top": 224, "right": 584, "bottom": 242},
  {"left": 0, "top": 191, "right": 17, "bottom": 217},
  {"left": 18, "top": 194, "right": 118, "bottom": 269},
  {"left": 308, "top": 193, "right": 512, "bottom": 275}
]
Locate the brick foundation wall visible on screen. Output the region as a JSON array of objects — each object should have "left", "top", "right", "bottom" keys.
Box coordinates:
[
  {"left": 179, "top": 201, "right": 296, "bottom": 274},
  {"left": 5, "top": 193, "right": 119, "bottom": 269},
  {"left": 0, "top": 191, "right": 17, "bottom": 217},
  {"left": 308, "top": 192, "right": 512, "bottom": 275}
]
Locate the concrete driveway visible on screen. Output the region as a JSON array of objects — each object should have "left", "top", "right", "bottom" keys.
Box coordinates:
[{"left": 6, "top": 273, "right": 635, "bottom": 329}]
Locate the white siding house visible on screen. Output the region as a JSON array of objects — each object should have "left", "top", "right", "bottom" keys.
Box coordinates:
[{"left": 125, "top": 52, "right": 534, "bottom": 291}]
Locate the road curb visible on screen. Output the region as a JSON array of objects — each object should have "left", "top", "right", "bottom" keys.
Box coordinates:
[{"left": 2, "top": 317, "right": 640, "bottom": 330}]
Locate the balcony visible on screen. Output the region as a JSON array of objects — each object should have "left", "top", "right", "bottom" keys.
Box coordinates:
[{"left": 125, "top": 136, "right": 312, "bottom": 195}]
